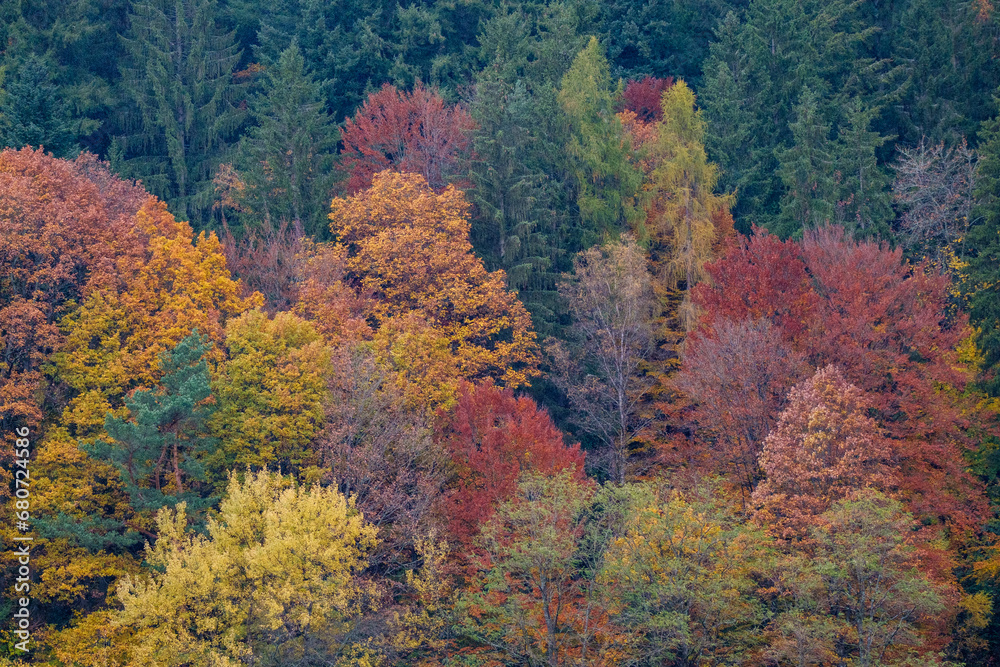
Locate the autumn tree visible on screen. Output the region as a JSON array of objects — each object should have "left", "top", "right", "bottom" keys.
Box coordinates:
[
  {"left": 51, "top": 199, "right": 258, "bottom": 444},
  {"left": 620, "top": 76, "right": 674, "bottom": 123},
  {"left": 694, "top": 226, "right": 986, "bottom": 536},
  {"left": 325, "top": 170, "right": 539, "bottom": 391},
  {"left": 319, "top": 345, "right": 447, "bottom": 574},
  {"left": 600, "top": 489, "right": 769, "bottom": 665},
  {"left": 753, "top": 366, "right": 898, "bottom": 544},
  {"left": 811, "top": 491, "right": 948, "bottom": 666},
  {"left": 207, "top": 309, "right": 329, "bottom": 483},
  {"left": 0, "top": 148, "right": 149, "bottom": 435},
  {"left": 645, "top": 80, "right": 733, "bottom": 329},
  {"left": 456, "top": 469, "right": 616, "bottom": 667},
  {"left": 340, "top": 83, "right": 474, "bottom": 194},
  {"left": 549, "top": 235, "right": 657, "bottom": 483},
  {"left": 893, "top": 138, "right": 978, "bottom": 265},
  {"left": 675, "top": 319, "right": 805, "bottom": 500},
  {"left": 114, "top": 470, "right": 379, "bottom": 666},
  {"left": 435, "top": 379, "right": 585, "bottom": 547}
]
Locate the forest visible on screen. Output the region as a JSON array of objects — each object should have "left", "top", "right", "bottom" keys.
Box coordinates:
[{"left": 3, "top": 0, "right": 1000, "bottom": 664}]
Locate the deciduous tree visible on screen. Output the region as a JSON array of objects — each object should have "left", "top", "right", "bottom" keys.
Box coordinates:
[
  {"left": 435, "top": 379, "right": 585, "bottom": 547},
  {"left": 753, "top": 366, "right": 898, "bottom": 544},
  {"left": 114, "top": 470, "right": 379, "bottom": 665},
  {"left": 340, "top": 83, "right": 474, "bottom": 194},
  {"left": 327, "top": 171, "right": 539, "bottom": 390},
  {"left": 549, "top": 235, "right": 657, "bottom": 483}
]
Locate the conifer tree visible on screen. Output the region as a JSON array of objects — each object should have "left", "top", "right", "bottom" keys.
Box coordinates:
[
  {"left": 646, "top": 80, "right": 733, "bottom": 329},
  {"left": 832, "top": 98, "right": 893, "bottom": 238},
  {"left": 775, "top": 87, "right": 836, "bottom": 237},
  {"left": 119, "top": 0, "right": 246, "bottom": 227},
  {"left": 94, "top": 332, "right": 216, "bottom": 516},
  {"left": 965, "top": 91, "right": 1000, "bottom": 396},
  {"left": 559, "top": 37, "right": 642, "bottom": 247},
  {"left": 230, "top": 42, "right": 339, "bottom": 238},
  {"left": 469, "top": 63, "right": 565, "bottom": 336},
  {"left": 0, "top": 55, "right": 77, "bottom": 157}
]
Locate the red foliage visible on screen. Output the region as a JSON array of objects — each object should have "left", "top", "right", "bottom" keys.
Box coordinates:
[
  {"left": 434, "top": 380, "right": 585, "bottom": 546},
  {"left": 690, "top": 226, "right": 987, "bottom": 536},
  {"left": 0, "top": 148, "right": 151, "bottom": 432},
  {"left": 340, "top": 83, "right": 475, "bottom": 194},
  {"left": 675, "top": 319, "right": 806, "bottom": 499},
  {"left": 621, "top": 76, "right": 674, "bottom": 122},
  {"left": 693, "top": 227, "right": 817, "bottom": 341}
]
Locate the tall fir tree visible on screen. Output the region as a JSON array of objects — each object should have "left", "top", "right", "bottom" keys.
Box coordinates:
[
  {"left": 229, "top": 42, "right": 339, "bottom": 238},
  {"left": 965, "top": 91, "right": 1000, "bottom": 397},
  {"left": 774, "top": 87, "right": 836, "bottom": 237},
  {"left": 468, "top": 8, "right": 586, "bottom": 337},
  {"left": 832, "top": 98, "right": 893, "bottom": 238},
  {"left": 0, "top": 55, "right": 76, "bottom": 157},
  {"left": 701, "top": 0, "right": 900, "bottom": 235},
  {"left": 119, "top": 0, "right": 246, "bottom": 227}
]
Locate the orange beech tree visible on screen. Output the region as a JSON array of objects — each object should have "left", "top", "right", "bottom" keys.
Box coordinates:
[
  {"left": 752, "top": 365, "right": 898, "bottom": 544},
  {"left": 340, "top": 83, "right": 475, "bottom": 194},
  {"left": 322, "top": 170, "right": 539, "bottom": 395},
  {"left": 0, "top": 148, "right": 150, "bottom": 435}
]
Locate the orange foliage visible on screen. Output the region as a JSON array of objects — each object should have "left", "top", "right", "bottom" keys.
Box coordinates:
[
  {"left": 0, "top": 148, "right": 150, "bottom": 433},
  {"left": 752, "top": 366, "right": 898, "bottom": 544},
  {"left": 325, "top": 171, "right": 539, "bottom": 389}
]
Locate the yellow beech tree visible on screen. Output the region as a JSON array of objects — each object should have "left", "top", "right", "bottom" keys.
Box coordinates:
[
  {"left": 326, "top": 170, "right": 539, "bottom": 391},
  {"left": 52, "top": 199, "right": 260, "bottom": 441},
  {"left": 208, "top": 309, "right": 329, "bottom": 481},
  {"left": 113, "top": 471, "right": 379, "bottom": 666}
]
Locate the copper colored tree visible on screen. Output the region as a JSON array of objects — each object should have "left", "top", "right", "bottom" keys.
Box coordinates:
[
  {"left": 753, "top": 365, "right": 897, "bottom": 543},
  {"left": 0, "top": 148, "right": 150, "bottom": 434},
  {"left": 621, "top": 76, "right": 674, "bottom": 123},
  {"left": 340, "top": 83, "right": 475, "bottom": 193},
  {"left": 694, "top": 226, "right": 986, "bottom": 536}
]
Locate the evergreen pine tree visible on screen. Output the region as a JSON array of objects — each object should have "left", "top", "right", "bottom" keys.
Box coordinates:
[
  {"left": 119, "top": 0, "right": 246, "bottom": 227},
  {"left": 230, "top": 42, "right": 339, "bottom": 238},
  {"left": 0, "top": 55, "right": 77, "bottom": 157},
  {"left": 965, "top": 92, "right": 1000, "bottom": 396},
  {"left": 91, "top": 332, "right": 217, "bottom": 516},
  {"left": 775, "top": 87, "right": 836, "bottom": 237}
]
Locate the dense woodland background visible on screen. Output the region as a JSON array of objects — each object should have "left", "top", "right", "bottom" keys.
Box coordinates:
[{"left": 4, "top": 0, "right": 1000, "bottom": 664}]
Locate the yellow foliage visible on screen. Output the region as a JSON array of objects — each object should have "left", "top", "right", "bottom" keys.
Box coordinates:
[
  {"left": 208, "top": 309, "right": 329, "bottom": 480},
  {"left": 327, "top": 171, "right": 539, "bottom": 390},
  {"left": 114, "top": 470, "right": 379, "bottom": 666}
]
